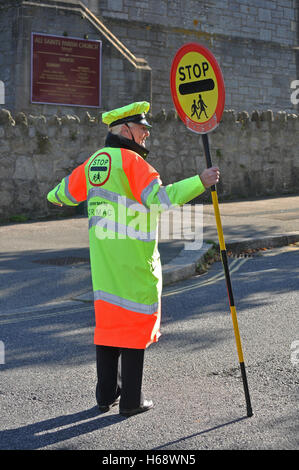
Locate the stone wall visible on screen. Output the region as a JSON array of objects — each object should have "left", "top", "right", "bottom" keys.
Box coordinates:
[{"left": 0, "top": 107, "right": 298, "bottom": 221}]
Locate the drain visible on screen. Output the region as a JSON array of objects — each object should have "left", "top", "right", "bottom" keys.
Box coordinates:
[
  {"left": 227, "top": 247, "right": 268, "bottom": 259},
  {"left": 228, "top": 252, "right": 256, "bottom": 259}
]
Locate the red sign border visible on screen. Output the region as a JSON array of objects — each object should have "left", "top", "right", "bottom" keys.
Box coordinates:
[
  {"left": 170, "top": 42, "right": 225, "bottom": 134},
  {"left": 88, "top": 151, "right": 112, "bottom": 187}
]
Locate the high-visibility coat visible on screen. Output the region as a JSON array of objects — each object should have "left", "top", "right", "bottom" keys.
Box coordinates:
[{"left": 47, "top": 143, "right": 206, "bottom": 349}]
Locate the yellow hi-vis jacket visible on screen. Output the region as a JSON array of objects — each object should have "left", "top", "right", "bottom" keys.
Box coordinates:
[{"left": 47, "top": 143, "right": 206, "bottom": 349}]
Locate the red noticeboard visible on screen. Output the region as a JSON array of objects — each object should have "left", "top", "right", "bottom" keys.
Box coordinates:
[
  {"left": 31, "top": 33, "right": 102, "bottom": 107},
  {"left": 170, "top": 43, "right": 225, "bottom": 134}
]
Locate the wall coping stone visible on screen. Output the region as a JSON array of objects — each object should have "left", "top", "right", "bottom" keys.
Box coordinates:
[{"left": 0, "top": 108, "right": 298, "bottom": 132}]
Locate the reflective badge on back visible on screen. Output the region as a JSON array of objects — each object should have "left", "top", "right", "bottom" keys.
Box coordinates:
[{"left": 88, "top": 152, "right": 111, "bottom": 186}]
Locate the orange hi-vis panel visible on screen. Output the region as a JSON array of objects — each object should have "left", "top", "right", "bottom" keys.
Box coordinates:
[{"left": 47, "top": 146, "right": 206, "bottom": 348}]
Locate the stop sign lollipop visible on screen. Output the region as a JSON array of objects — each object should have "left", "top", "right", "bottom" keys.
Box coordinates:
[{"left": 170, "top": 43, "right": 253, "bottom": 418}]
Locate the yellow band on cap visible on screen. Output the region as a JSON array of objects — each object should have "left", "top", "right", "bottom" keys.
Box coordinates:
[{"left": 102, "top": 101, "right": 150, "bottom": 126}]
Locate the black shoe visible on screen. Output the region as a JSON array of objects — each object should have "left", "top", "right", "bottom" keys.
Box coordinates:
[
  {"left": 120, "top": 399, "right": 154, "bottom": 417},
  {"left": 98, "top": 397, "right": 120, "bottom": 413}
]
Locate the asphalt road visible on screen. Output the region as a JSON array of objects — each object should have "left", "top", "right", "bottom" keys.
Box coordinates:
[{"left": 0, "top": 245, "right": 298, "bottom": 453}]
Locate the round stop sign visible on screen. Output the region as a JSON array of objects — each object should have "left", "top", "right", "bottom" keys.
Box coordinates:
[{"left": 170, "top": 43, "right": 225, "bottom": 134}]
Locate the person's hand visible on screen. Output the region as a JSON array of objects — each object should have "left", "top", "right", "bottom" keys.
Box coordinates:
[{"left": 200, "top": 166, "right": 220, "bottom": 188}]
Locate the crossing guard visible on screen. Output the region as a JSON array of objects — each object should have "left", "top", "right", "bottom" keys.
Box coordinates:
[{"left": 47, "top": 102, "right": 208, "bottom": 350}]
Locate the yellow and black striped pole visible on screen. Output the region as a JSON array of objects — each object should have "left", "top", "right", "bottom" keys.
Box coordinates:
[{"left": 202, "top": 133, "right": 253, "bottom": 418}]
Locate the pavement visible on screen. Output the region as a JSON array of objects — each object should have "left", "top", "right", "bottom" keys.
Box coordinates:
[
  {"left": 160, "top": 193, "right": 299, "bottom": 284},
  {"left": 2, "top": 193, "right": 299, "bottom": 303}
]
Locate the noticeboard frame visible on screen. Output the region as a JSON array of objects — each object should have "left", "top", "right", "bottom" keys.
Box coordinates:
[{"left": 31, "top": 32, "right": 102, "bottom": 108}]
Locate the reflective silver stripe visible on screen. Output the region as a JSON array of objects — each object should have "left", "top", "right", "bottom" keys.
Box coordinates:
[
  {"left": 94, "top": 290, "right": 158, "bottom": 314},
  {"left": 89, "top": 215, "right": 101, "bottom": 230},
  {"left": 55, "top": 184, "right": 64, "bottom": 205},
  {"left": 140, "top": 178, "right": 160, "bottom": 207},
  {"left": 157, "top": 187, "right": 173, "bottom": 209},
  {"left": 89, "top": 216, "right": 156, "bottom": 242},
  {"left": 64, "top": 175, "right": 79, "bottom": 204},
  {"left": 88, "top": 187, "right": 148, "bottom": 213}
]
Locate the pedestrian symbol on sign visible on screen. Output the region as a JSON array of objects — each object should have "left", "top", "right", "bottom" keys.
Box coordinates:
[{"left": 191, "top": 94, "right": 208, "bottom": 120}]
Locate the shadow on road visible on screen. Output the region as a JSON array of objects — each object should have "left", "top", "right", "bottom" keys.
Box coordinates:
[
  {"left": 0, "top": 406, "right": 127, "bottom": 450},
  {"left": 0, "top": 407, "right": 249, "bottom": 450},
  {"left": 152, "top": 415, "right": 249, "bottom": 450}
]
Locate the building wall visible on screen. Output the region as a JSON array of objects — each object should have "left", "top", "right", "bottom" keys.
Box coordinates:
[
  {"left": 84, "top": 0, "right": 299, "bottom": 114},
  {"left": 0, "top": 107, "right": 298, "bottom": 221},
  {"left": 0, "top": 0, "right": 297, "bottom": 116},
  {"left": 0, "top": 0, "right": 151, "bottom": 117}
]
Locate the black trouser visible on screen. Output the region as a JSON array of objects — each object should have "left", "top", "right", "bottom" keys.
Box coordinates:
[{"left": 96, "top": 345, "right": 145, "bottom": 410}]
